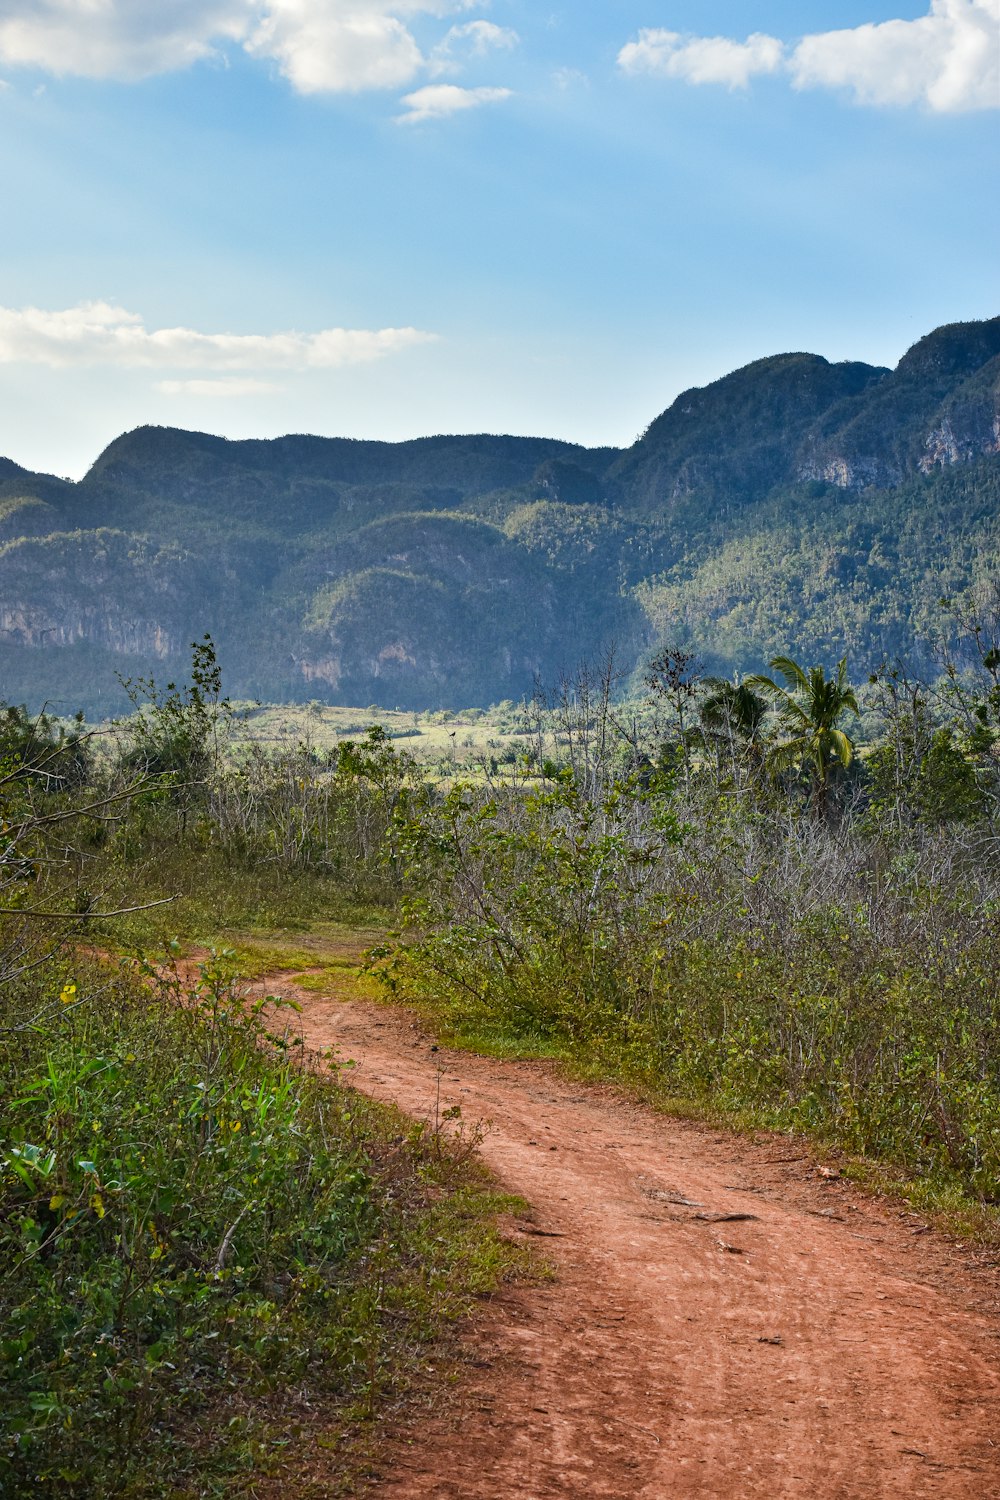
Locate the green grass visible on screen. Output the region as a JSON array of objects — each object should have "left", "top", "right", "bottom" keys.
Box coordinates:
[
  {"left": 209, "top": 931, "right": 382, "bottom": 1003},
  {"left": 370, "top": 923, "right": 1000, "bottom": 1251},
  {"left": 88, "top": 832, "right": 391, "bottom": 958},
  {"left": 118, "top": 700, "right": 534, "bottom": 774},
  {"left": 0, "top": 946, "right": 533, "bottom": 1499}
]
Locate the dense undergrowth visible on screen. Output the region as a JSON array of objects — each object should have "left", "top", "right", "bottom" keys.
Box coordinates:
[
  {"left": 372, "top": 647, "right": 1000, "bottom": 1223},
  {"left": 5, "top": 621, "right": 1000, "bottom": 1489},
  {"left": 0, "top": 687, "right": 523, "bottom": 1496},
  {"left": 0, "top": 946, "right": 524, "bottom": 1498},
  {"left": 378, "top": 783, "right": 1000, "bottom": 1214}
]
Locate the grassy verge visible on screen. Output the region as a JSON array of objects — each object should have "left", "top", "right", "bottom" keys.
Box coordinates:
[
  {"left": 85, "top": 830, "right": 391, "bottom": 956},
  {"left": 219, "top": 918, "right": 1000, "bottom": 1249},
  {"left": 0, "top": 946, "right": 531, "bottom": 1499},
  {"left": 370, "top": 934, "right": 1000, "bottom": 1251}
]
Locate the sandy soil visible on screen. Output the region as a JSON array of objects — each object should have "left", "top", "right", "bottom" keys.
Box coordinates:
[{"left": 258, "top": 971, "right": 1000, "bottom": 1499}]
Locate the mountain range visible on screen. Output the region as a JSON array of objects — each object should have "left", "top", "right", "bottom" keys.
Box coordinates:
[{"left": 1, "top": 315, "right": 998, "bottom": 714}]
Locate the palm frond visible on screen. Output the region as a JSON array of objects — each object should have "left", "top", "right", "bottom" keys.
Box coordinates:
[
  {"left": 827, "top": 728, "right": 854, "bottom": 768},
  {"left": 744, "top": 673, "right": 778, "bottom": 695},
  {"left": 769, "top": 655, "right": 811, "bottom": 693},
  {"left": 765, "top": 737, "right": 812, "bottom": 774},
  {"left": 745, "top": 674, "right": 803, "bottom": 722}
]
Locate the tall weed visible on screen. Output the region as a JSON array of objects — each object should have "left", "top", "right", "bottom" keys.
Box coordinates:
[
  {"left": 378, "top": 776, "right": 1000, "bottom": 1203},
  {"left": 0, "top": 951, "right": 517, "bottom": 1497}
]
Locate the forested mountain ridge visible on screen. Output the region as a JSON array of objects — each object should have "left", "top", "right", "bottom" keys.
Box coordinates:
[{"left": 1, "top": 315, "right": 998, "bottom": 713}]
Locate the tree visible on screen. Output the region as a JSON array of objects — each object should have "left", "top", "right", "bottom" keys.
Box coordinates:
[
  {"left": 748, "top": 655, "right": 859, "bottom": 816},
  {"left": 935, "top": 584, "right": 1000, "bottom": 819},
  {"left": 695, "top": 676, "right": 769, "bottom": 790},
  {"left": 865, "top": 661, "right": 981, "bottom": 831},
  {"left": 643, "top": 647, "right": 701, "bottom": 787},
  {"left": 0, "top": 705, "right": 91, "bottom": 793},
  {"left": 116, "top": 636, "right": 231, "bottom": 833}
]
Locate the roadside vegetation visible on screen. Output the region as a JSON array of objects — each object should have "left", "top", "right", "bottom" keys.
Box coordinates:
[
  {"left": 379, "top": 621, "right": 1000, "bottom": 1228},
  {"left": 4, "top": 593, "right": 1000, "bottom": 1489},
  {"left": 0, "top": 657, "right": 525, "bottom": 1498}
]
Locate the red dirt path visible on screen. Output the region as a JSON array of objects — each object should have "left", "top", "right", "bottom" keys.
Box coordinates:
[{"left": 262, "top": 971, "right": 1000, "bottom": 1499}]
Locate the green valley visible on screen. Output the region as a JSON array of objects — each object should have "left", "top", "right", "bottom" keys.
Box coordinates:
[{"left": 0, "top": 314, "right": 997, "bottom": 715}]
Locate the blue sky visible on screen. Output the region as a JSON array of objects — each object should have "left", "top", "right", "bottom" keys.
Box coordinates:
[{"left": 0, "top": 1, "right": 997, "bottom": 477}]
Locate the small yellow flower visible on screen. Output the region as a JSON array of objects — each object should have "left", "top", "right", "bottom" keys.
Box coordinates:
[
  {"left": 231, "top": 1121, "right": 242, "bottom": 1132},
  {"left": 59, "top": 982, "right": 77, "bottom": 1005}
]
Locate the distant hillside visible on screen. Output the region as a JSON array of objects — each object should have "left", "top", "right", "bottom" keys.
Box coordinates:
[
  {"left": 609, "top": 352, "right": 889, "bottom": 515},
  {"left": 1, "top": 315, "right": 998, "bottom": 713}
]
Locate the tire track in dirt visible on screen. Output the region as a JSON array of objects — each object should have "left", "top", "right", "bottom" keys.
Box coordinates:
[{"left": 259, "top": 971, "right": 1000, "bottom": 1499}]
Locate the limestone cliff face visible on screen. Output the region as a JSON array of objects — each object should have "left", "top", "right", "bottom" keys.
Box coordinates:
[
  {"left": 0, "top": 602, "right": 175, "bottom": 657},
  {"left": 0, "top": 314, "right": 998, "bottom": 714},
  {"left": 796, "top": 453, "right": 901, "bottom": 490},
  {"left": 298, "top": 656, "right": 343, "bottom": 690},
  {"left": 0, "top": 530, "right": 236, "bottom": 674},
  {"left": 799, "top": 389, "right": 1000, "bottom": 490},
  {"left": 920, "top": 419, "right": 965, "bottom": 473},
  {"left": 918, "top": 357, "right": 1000, "bottom": 475},
  {"left": 794, "top": 324, "right": 1000, "bottom": 492}
]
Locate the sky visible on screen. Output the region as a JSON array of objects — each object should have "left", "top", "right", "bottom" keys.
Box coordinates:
[{"left": 0, "top": 0, "right": 997, "bottom": 478}]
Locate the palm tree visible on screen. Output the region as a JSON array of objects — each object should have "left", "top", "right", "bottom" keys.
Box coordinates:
[
  {"left": 696, "top": 677, "right": 769, "bottom": 786},
  {"left": 747, "top": 655, "right": 859, "bottom": 815}
]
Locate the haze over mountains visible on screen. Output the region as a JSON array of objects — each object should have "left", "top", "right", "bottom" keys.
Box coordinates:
[{"left": 1, "top": 315, "right": 998, "bottom": 715}]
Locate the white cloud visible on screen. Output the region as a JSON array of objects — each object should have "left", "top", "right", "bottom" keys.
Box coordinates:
[
  {"left": 245, "top": 2, "right": 422, "bottom": 93},
  {"left": 396, "top": 82, "right": 511, "bottom": 122},
  {"left": 618, "top": 29, "right": 784, "bottom": 90},
  {"left": 438, "top": 20, "right": 518, "bottom": 57},
  {"left": 0, "top": 0, "right": 486, "bottom": 92},
  {"left": 0, "top": 302, "right": 436, "bottom": 369},
  {"left": 790, "top": 0, "right": 1000, "bottom": 112},
  {"left": 618, "top": 3, "right": 1000, "bottom": 111},
  {"left": 0, "top": 1, "right": 251, "bottom": 81},
  {"left": 428, "top": 19, "right": 519, "bottom": 77},
  {"left": 158, "top": 377, "right": 285, "bottom": 396}
]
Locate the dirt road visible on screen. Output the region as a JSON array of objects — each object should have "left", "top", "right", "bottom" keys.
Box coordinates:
[{"left": 265, "top": 971, "right": 1000, "bottom": 1499}]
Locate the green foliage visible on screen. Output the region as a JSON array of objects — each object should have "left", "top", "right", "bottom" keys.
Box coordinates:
[
  {"left": 531, "top": 458, "right": 606, "bottom": 506},
  {"left": 380, "top": 765, "right": 682, "bottom": 1051},
  {"left": 2, "top": 317, "right": 996, "bottom": 712},
  {"left": 382, "top": 809, "right": 1000, "bottom": 1207},
  {"left": 748, "top": 654, "right": 859, "bottom": 813},
  {"left": 694, "top": 676, "right": 769, "bottom": 787},
  {"left": 642, "top": 924, "right": 1000, "bottom": 1199},
  {"left": 866, "top": 726, "right": 981, "bottom": 830},
  {"left": 116, "top": 635, "right": 229, "bottom": 785},
  {"left": 0, "top": 683, "right": 533, "bottom": 1495},
  {"left": 634, "top": 459, "right": 1000, "bottom": 681},
  {"left": 0, "top": 704, "right": 91, "bottom": 792},
  {"left": 372, "top": 682, "right": 1000, "bottom": 1213},
  {"left": 0, "top": 948, "right": 523, "bottom": 1497},
  {"left": 5, "top": 619, "right": 1000, "bottom": 1494},
  {"left": 0, "top": 954, "right": 363, "bottom": 1494}
]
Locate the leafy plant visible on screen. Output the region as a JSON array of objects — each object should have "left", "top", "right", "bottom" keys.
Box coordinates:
[
  {"left": 748, "top": 654, "right": 859, "bottom": 816},
  {"left": 0, "top": 950, "right": 522, "bottom": 1497},
  {"left": 116, "top": 635, "right": 231, "bottom": 810}
]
